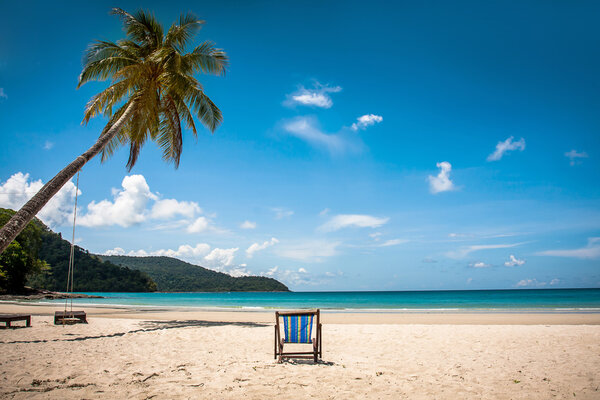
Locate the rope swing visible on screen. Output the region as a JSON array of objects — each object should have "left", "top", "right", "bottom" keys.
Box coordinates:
[{"left": 55, "top": 171, "right": 87, "bottom": 325}]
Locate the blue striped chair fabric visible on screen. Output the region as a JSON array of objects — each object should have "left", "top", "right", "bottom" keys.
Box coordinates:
[{"left": 282, "top": 314, "right": 314, "bottom": 343}]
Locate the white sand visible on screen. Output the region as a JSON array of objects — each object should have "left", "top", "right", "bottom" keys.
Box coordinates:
[{"left": 0, "top": 305, "right": 599, "bottom": 399}]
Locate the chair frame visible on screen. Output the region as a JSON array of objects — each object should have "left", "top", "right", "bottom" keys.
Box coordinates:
[{"left": 274, "top": 309, "right": 322, "bottom": 363}]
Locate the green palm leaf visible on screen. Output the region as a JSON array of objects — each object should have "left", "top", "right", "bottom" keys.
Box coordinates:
[{"left": 80, "top": 7, "right": 228, "bottom": 170}]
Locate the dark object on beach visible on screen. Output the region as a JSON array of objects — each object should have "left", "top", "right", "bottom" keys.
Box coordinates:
[
  {"left": 54, "top": 310, "right": 87, "bottom": 325},
  {"left": 275, "top": 309, "right": 322, "bottom": 363},
  {"left": 0, "top": 313, "right": 31, "bottom": 328}
]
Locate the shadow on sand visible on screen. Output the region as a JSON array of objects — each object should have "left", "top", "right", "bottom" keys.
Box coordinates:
[{"left": 0, "top": 319, "right": 268, "bottom": 345}]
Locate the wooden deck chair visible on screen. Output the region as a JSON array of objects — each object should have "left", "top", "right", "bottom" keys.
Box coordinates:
[{"left": 275, "top": 309, "right": 322, "bottom": 363}]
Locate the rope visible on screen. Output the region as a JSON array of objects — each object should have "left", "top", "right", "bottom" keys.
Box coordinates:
[{"left": 63, "top": 171, "right": 80, "bottom": 319}]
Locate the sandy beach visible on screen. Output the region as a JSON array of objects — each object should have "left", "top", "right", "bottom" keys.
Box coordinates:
[{"left": 1, "top": 303, "right": 599, "bottom": 399}]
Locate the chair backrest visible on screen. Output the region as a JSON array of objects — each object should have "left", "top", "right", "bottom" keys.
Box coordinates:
[{"left": 280, "top": 312, "right": 315, "bottom": 343}]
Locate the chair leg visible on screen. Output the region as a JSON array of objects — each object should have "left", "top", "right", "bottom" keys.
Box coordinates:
[{"left": 313, "top": 342, "right": 318, "bottom": 363}]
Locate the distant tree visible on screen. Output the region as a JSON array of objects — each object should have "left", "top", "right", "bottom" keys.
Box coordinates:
[
  {"left": 0, "top": 8, "right": 228, "bottom": 254},
  {"left": 0, "top": 209, "right": 47, "bottom": 292}
]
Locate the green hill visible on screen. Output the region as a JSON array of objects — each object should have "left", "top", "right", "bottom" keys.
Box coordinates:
[
  {"left": 0, "top": 208, "right": 157, "bottom": 292},
  {"left": 100, "top": 255, "right": 289, "bottom": 292}
]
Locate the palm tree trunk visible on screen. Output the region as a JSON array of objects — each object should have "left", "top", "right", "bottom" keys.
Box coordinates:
[{"left": 0, "top": 103, "right": 136, "bottom": 254}]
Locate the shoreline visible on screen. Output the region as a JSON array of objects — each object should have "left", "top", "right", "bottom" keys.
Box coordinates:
[{"left": 2, "top": 302, "right": 600, "bottom": 325}]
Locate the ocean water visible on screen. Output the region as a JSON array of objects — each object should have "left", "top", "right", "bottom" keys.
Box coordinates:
[{"left": 43, "top": 289, "right": 600, "bottom": 311}]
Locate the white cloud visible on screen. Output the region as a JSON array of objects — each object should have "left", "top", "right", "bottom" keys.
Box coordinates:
[
  {"left": 103, "top": 243, "right": 211, "bottom": 260},
  {"left": 78, "top": 175, "right": 155, "bottom": 227},
  {"left": 564, "top": 149, "right": 588, "bottom": 166},
  {"left": 283, "top": 116, "right": 349, "bottom": 154},
  {"left": 285, "top": 82, "right": 342, "bottom": 108},
  {"left": 487, "top": 136, "right": 526, "bottom": 161},
  {"left": 470, "top": 261, "right": 491, "bottom": 268},
  {"left": 550, "top": 278, "right": 560, "bottom": 285},
  {"left": 240, "top": 220, "right": 257, "bottom": 229},
  {"left": 103, "top": 243, "right": 249, "bottom": 276},
  {"left": 0, "top": 88, "right": 6, "bottom": 99},
  {"left": 0, "top": 172, "right": 79, "bottom": 228},
  {"left": 379, "top": 239, "right": 409, "bottom": 247},
  {"left": 504, "top": 254, "right": 525, "bottom": 267},
  {"left": 319, "top": 208, "right": 330, "bottom": 216},
  {"left": 260, "top": 265, "right": 331, "bottom": 287},
  {"left": 446, "top": 242, "right": 526, "bottom": 259},
  {"left": 428, "top": 162, "right": 455, "bottom": 194},
  {"left": 536, "top": 237, "right": 600, "bottom": 260},
  {"left": 319, "top": 214, "right": 389, "bottom": 232},
  {"left": 246, "top": 237, "right": 279, "bottom": 258},
  {"left": 43, "top": 141, "right": 54, "bottom": 150},
  {"left": 104, "top": 247, "right": 125, "bottom": 256},
  {"left": 204, "top": 247, "right": 238, "bottom": 267},
  {"left": 351, "top": 114, "right": 383, "bottom": 131},
  {"left": 272, "top": 207, "right": 294, "bottom": 220},
  {"left": 276, "top": 240, "right": 340, "bottom": 262},
  {"left": 516, "top": 278, "right": 547, "bottom": 288},
  {"left": 186, "top": 216, "right": 210, "bottom": 233},
  {"left": 151, "top": 199, "right": 201, "bottom": 220}
]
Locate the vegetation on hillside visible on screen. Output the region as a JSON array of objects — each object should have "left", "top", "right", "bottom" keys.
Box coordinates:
[
  {"left": 101, "top": 255, "right": 289, "bottom": 292},
  {"left": 0, "top": 208, "right": 157, "bottom": 293},
  {"left": 0, "top": 209, "right": 47, "bottom": 293}
]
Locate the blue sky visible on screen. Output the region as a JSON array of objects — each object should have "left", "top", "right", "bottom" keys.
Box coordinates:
[{"left": 1, "top": 0, "right": 599, "bottom": 290}]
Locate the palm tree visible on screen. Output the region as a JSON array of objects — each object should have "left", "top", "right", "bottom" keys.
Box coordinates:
[{"left": 0, "top": 8, "right": 228, "bottom": 254}]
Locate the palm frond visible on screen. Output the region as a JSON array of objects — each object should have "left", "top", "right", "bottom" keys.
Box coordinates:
[
  {"left": 189, "top": 88, "right": 222, "bottom": 132},
  {"left": 182, "top": 41, "right": 228, "bottom": 75},
  {"left": 165, "top": 13, "right": 204, "bottom": 50},
  {"left": 110, "top": 8, "right": 163, "bottom": 48},
  {"left": 79, "top": 7, "right": 227, "bottom": 170}
]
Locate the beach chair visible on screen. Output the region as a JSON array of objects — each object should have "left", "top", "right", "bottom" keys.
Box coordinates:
[{"left": 275, "top": 309, "right": 322, "bottom": 363}]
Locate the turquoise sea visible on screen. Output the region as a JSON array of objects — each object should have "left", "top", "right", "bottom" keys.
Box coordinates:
[{"left": 44, "top": 289, "right": 600, "bottom": 311}]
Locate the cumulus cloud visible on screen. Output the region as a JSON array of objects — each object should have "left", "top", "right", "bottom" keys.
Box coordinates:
[
  {"left": 104, "top": 243, "right": 211, "bottom": 260},
  {"left": 186, "top": 216, "right": 211, "bottom": 233},
  {"left": 73, "top": 174, "right": 216, "bottom": 232},
  {"left": 319, "top": 214, "right": 389, "bottom": 232},
  {"left": 428, "top": 162, "right": 455, "bottom": 194},
  {"left": 504, "top": 254, "right": 525, "bottom": 267},
  {"left": 283, "top": 116, "right": 350, "bottom": 154},
  {"left": 0, "top": 172, "right": 79, "bottom": 228},
  {"left": 284, "top": 82, "right": 342, "bottom": 108},
  {"left": 446, "top": 242, "right": 526, "bottom": 259},
  {"left": 276, "top": 240, "right": 340, "bottom": 262},
  {"left": 151, "top": 199, "right": 201, "bottom": 220},
  {"left": 103, "top": 243, "right": 248, "bottom": 276},
  {"left": 78, "top": 175, "right": 156, "bottom": 227},
  {"left": 204, "top": 247, "right": 239, "bottom": 267},
  {"left": 564, "top": 149, "right": 588, "bottom": 166},
  {"left": 240, "top": 220, "right": 257, "bottom": 229},
  {"left": 246, "top": 237, "right": 279, "bottom": 258},
  {"left": 470, "top": 261, "right": 491, "bottom": 268},
  {"left": 487, "top": 136, "right": 526, "bottom": 161},
  {"left": 351, "top": 114, "right": 383, "bottom": 131},
  {"left": 536, "top": 238, "right": 600, "bottom": 260}
]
